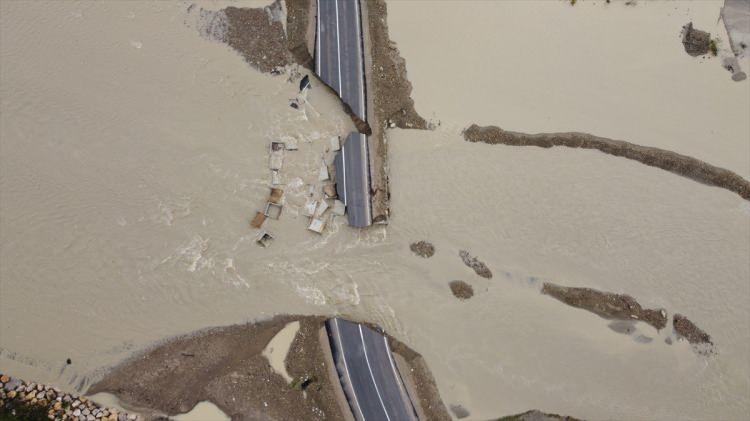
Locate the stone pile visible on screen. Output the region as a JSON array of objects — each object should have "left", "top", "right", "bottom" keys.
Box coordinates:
[{"left": 1, "top": 373, "right": 140, "bottom": 421}]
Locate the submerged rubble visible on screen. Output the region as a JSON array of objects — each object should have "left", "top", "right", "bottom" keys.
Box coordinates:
[
  {"left": 449, "top": 281, "right": 474, "bottom": 300},
  {"left": 459, "top": 250, "right": 493, "bottom": 279},
  {"left": 463, "top": 124, "right": 750, "bottom": 201},
  {"left": 409, "top": 241, "right": 435, "bottom": 258},
  {"left": 541, "top": 282, "right": 668, "bottom": 330},
  {"left": 0, "top": 374, "right": 140, "bottom": 421},
  {"left": 673, "top": 313, "right": 713, "bottom": 351},
  {"left": 681, "top": 22, "right": 711, "bottom": 56}
]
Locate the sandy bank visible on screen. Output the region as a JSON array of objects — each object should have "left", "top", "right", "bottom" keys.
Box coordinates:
[{"left": 463, "top": 124, "right": 750, "bottom": 201}]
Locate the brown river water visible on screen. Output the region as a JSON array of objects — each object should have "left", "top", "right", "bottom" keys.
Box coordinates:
[{"left": 1, "top": 1, "right": 749, "bottom": 420}]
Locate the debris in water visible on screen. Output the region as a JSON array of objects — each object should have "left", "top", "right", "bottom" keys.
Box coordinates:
[
  {"left": 450, "top": 404, "right": 470, "bottom": 419},
  {"left": 264, "top": 202, "right": 282, "bottom": 219},
  {"left": 251, "top": 211, "right": 266, "bottom": 229},
  {"left": 459, "top": 250, "right": 492, "bottom": 279},
  {"left": 313, "top": 200, "right": 329, "bottom": 218},
  {"left": 323, "top": 183, "right": 337, "bottom": 199},
  {"left": 330, "top": 136, "right": 340, "bottom": 151},
  {"left": 307, "top": 217, "right": 326, "bottom": 234},
  {"left": 682, "top": 22, "right": 711, "bottom": 56},
  {"left": 255, "top": 231, "right": 274, "bottom": 248},
  {"left": 410, "top": 241, "right": 435, "bottom": 258},
  {"left": 269, "top": 187, "right": 284, "bottom": 204},
  {"left": 449, "top": 281, "right": 474, "bottom": 300},
  {"left": 303, "top": 200, "right": 317, "bottom": 217},
  {"left": 332, "top": 200, "right": 346, "bottom": 216},
  {"left": 299, "top": 74, "right": 310, "bottom": 92},
  {"left": 318, "top": 160, "right": 330, "bottom": 181},
  {"left": 269, "top": 141, "right": 285, "bottom": 171}
]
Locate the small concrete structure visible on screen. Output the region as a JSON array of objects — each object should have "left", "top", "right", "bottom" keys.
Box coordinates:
[
  {"left": 269, "top": 187, "right": 284, "bottom": 204},
  {"left": 264, "top": 202, "right": 282, "bottom": 219},
  {"left": 255, "top": 231, "right": 274, "bottom": 248},
  {"left": 314, "top": 200, "right": 329, "bottom": 218}
]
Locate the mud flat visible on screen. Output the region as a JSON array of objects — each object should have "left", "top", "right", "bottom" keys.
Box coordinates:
[{"left": 87, "top": 316, "right": 343, "bottom": 420}]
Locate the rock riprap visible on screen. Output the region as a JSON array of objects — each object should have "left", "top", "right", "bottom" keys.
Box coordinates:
[{"left": 0, "top": 374, "right": 140, "bottom": 421}]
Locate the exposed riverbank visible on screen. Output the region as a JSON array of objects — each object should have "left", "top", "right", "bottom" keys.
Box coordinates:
[
  {"left": 87, "top": 315, "right": 449, "bottom": 421},
  {"left": 463, "top": 124, "right": 750, "bottom": 201}
]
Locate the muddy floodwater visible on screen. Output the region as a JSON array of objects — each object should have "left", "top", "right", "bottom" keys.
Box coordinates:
[{"left": 1, "top": 1, "right": 749, "bottom": 421}]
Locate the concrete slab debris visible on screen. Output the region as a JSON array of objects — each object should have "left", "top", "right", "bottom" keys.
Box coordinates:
[
  {"left": 250, "top": 211, "right": 266, "bottom": 229},
  {"left": 303, "top": 200, "right": 317, "bottom": 217},
  {"left": 332, "top": 200, "right": 346, "bottom": 216},
  {"left": 269, "top": 188, "right": 284, "bottom": 204},
  {"left": 314, "top": 200, "right": 329, "bottom": 218},
  {"left": 269, "top": 141, "right": 285, "bottom": 170},
  {"left": 264, "top": 202, "right": 283, "bottom": 219},
  {"left": 284, "top": 136, "right": 299, "bottom": 151},
  {"left": 271, "top": 170, "right": 282, "bottom": 186},
  {"left": 255, "top": 231, "right": 274, "bottom": 248},
  {"left": 330, "top": 136, "right": 340, "bottom": 151},
  {"left": 323, "top": 184, "right": 337, "bottom": 199},
  {"left": 308, "top": 217, "right": 326, "bottom": 234},
  {"left": 318, "top": 160, "right": 330, "bottom": 181}
]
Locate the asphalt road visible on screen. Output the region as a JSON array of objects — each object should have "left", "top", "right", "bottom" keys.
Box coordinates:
[
  {"left": 326, "top": 318, "right": 419, "bottom": 421},
  {"left": 316, "top": 0, "right": 372, "bottom": 228}
]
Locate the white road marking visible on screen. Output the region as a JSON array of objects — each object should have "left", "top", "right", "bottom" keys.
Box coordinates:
[
  {"left": 359, "top": 324, "right": 392, "bottom": 421},
  {"left": 354, "top": 0, "right": 366, "bottom": 118},
  {"left": 334, "top": 0, "right": 348, "bottom": 207},
  {"left": 316, "top": 0, "right": 321, "bottom": 73},
  {"left": 334, "top": 319, "right": 367, "bottom": 421}
]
